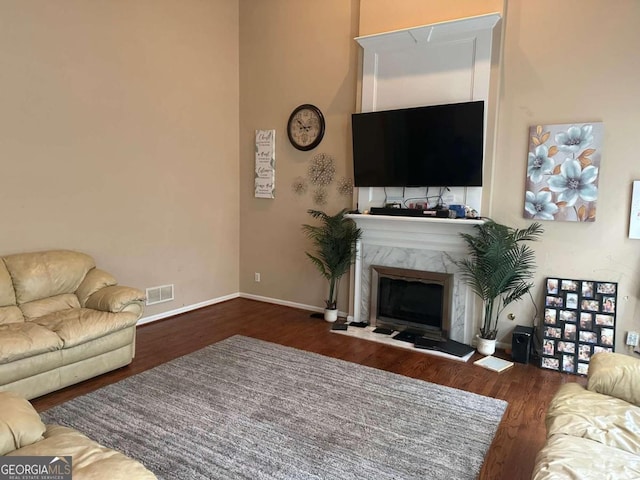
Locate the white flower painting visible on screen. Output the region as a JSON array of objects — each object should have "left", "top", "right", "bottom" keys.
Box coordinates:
[{"left": 524, "top": 122, "right": 603, "bottom": 222}]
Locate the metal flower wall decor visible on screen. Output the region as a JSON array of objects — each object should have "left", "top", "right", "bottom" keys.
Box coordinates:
[
  {"left": 290, "top": 152, "right": 354, "bottom": 206},
  {"left": 308, "top": 153, "right": 336, "bottom": 186},
  {"left": 524, "top": 122, "right": 603, "bottom": 222},
  {"left": 291, "top": 176, "right": 308, "bottom": 195}
]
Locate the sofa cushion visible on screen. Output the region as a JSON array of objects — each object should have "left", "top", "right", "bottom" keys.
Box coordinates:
[
  {"left": 0, "top": 305, "right": 24, "bottom": 325},
  {"left": 0, "top": 322, "right": 63, "bottom": 364},
  {"left": 0, "top": 391, "right": 46, "bottom": 455},
  {"left": 546, "top": 382, "right": 640, "bottom": 455},
  {"left": 7, "top": 425, "right": 157, "bottom": 479},
  {"left": 588, "top": 352, "right": 640, "bottom": 407},
  {"left": 0, "top": 260, "right": 17, "bottom": 307},
  {"left": 3, "top": 250, "right": 95, "bottom": 304},
  {"left": 31, "top": 308, "right": 139, "bottom": 348},
  {"left": 533, "top": 433, "right": 640, "bottom": 480},
  {"left": 20, "top": 294, "right": 81, "bottom": 321}
]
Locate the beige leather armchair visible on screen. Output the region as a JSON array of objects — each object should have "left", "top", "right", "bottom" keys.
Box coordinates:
[
  {"left": 533, "top": 352, "right": 640, "bottom": 479},
  {"left": 1, "top": 391, "right": 156, "bottom": 479},
  {"left": 0, "top": 250, "right": 145, "bottom": 399}
]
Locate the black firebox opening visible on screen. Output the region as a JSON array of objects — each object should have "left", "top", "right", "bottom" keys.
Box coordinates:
[{"left": 377, "top": 277, "right": 444, "bottom": 330}]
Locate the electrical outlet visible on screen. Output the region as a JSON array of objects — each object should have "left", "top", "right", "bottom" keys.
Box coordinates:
[
  {"left": 626, "top": 331, "right": 639, "bottom": 347},
  {"left": 254, "top": 272, "right": 261, "bottom": 282}
]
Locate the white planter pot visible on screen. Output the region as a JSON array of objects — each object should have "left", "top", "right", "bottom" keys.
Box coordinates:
[
  {"left": 476, "top": 335, "right": 497, "bottom": 356},
  {"left": 324, "top": 308, "right": 338, "bottom": 322}
]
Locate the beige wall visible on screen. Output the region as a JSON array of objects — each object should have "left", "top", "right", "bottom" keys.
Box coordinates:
[
  {"left": 241, "top": 0, "right": 640, "bottom": 352},
  {"left": 239, "top": 0, "right": 360, "bottom": 312},
  {"left": 493, "top": 0, "right": 640, "bottom": 349},
  {"left": 0, "top": 0, "right": 240, "bottom": 317},
  {"left": 358, "top": 0, "right": 503, "bottom": 37}
]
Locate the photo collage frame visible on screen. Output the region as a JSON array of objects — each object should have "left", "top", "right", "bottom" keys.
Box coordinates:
[{"left": 541, "top": 277, "right": 617, "bottom": 375}]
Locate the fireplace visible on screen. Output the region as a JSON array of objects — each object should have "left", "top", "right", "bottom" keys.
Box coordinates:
[
  {"left": 371, "top": 266, "right": 453, "bottom": 340},
  {"left": 348, "top": 214, "right": 483, "bottom": 344}
]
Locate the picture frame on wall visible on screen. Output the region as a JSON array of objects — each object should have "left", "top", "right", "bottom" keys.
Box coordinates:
[
  {"left": 540, "top": 277, "right": 617, "bottom": 376},
  {"left": 524, "top": 122, "right": 603, "bottom": 222}
]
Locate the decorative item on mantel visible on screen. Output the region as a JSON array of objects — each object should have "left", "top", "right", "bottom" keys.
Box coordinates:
[
  {"left": 302, "top": 209, "right": 362, "bottom": 322},
  {"left": 452, "top": 219, "right": 544, "bottom": 355},
  {"left": 524, "top": 122, "right": 603, "bottom": 222}
]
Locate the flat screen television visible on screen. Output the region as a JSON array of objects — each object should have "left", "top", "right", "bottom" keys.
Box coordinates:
[{"left": 351, "top": 101, "right": 484, "bottom": 187}]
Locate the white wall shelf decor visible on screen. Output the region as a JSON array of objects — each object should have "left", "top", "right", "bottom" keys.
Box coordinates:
[{"left": 255, "top": 129, "right": 275, "bottom": 199}]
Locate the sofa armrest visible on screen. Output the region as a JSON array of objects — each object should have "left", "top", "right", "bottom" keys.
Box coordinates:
[
  {"left": 0, "top": 391, "right": 46, "bottom": 455},
  {"left": 85, "top": 286, "right": 146, "bottom": 318},
  {"left": 8, "top": 425, "right": 157, "bottom": 479},
  {"left": 533, "top": 434, "right": 640, "bottom": 480},
  {"left": 76, "top": 268, "right": 118, "bottom": 306},
  {"left": 588, "top": 352, "right": 640, "bottom": 406}
]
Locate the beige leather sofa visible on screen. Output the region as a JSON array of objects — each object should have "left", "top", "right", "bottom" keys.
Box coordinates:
[
  {"left": 0, "top": 250, "right": 145, "bottom": 399},
  {"left": 533, "top": 352, "right": 640, "bottom": 479},
  {"left": 1, "top": 391, "right": 156, "bottom": 479}
]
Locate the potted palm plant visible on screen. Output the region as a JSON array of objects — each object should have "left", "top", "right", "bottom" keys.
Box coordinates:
[
  {"left": 453, "top": 219, "right": 544, "bottom": 355},
  {"left": 302, "top": 209, "right": 362, "bottom": 322}
]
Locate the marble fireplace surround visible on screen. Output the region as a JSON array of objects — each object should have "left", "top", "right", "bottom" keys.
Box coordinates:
[{"left": 348, "top": 214, "right": 484, "bottom": 345}]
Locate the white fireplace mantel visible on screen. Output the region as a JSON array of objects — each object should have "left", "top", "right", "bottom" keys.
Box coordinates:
[
  {"left": 348, "top": 214, "right": 483, "bottom": 344},
  {"left": 348, "top": 214, "right": 482, "bottom": 250}
]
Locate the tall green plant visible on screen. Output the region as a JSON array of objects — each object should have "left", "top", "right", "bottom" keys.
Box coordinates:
[
  {"left": 302, "top": 209, "right": 362, "bottom": 310},
  {"left": 454, "top": 219, "right": 544, "bottom": 340}
]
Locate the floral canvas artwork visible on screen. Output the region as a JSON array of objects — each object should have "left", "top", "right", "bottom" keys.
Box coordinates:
[{"left": 524, "top": 122, "right": 603, "bottom": 222}]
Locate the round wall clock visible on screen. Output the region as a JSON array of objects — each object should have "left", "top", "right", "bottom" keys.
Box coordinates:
[{"left": 287, "top": 104, "right": 325, "bottom": 151}]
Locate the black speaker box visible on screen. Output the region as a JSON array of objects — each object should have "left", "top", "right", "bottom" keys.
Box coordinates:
[{"left": 512, "top": 325, "right": 534, "bottom": 364}]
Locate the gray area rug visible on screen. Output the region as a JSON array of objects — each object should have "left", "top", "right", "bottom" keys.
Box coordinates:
[{"left": 42, "top": 335, "right": 507, "bottom": 479}]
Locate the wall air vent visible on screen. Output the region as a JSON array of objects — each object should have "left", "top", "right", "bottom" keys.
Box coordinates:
[{"left": 146, "top": 284, "right": 174, "bottom": 306}]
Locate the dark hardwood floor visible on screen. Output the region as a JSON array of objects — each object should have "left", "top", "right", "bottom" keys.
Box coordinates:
[{"left": 32, "top": 298, "right": 584, "bottom": 479}]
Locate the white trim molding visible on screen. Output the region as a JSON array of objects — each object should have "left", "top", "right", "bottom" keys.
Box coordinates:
[
  {"left": 138, "top": 292, "right": 348, "bottom": 327},
  {"left": 137, "top": 292, "right": 240, "bottom": 326},
  {"left": 136, "top": 291, "right": 509, "bottom": 351},
  {"left": 240, "top": 293, "right": 349, "bottom": 319}
]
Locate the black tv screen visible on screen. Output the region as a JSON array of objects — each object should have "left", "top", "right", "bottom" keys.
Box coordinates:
[{"left": 351, "top": 101, "right": 484, "bottom": 187}]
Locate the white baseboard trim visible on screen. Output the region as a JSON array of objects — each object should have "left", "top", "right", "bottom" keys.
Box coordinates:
[
  {"left": 239, "top": 293, "right": 349, "bottom": 318},
  {"left": 137, "top": 292, "right": 240, "bottom": 326},
  {"left": 137, "top": 292, "right": 507, "bottom": 352}
]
